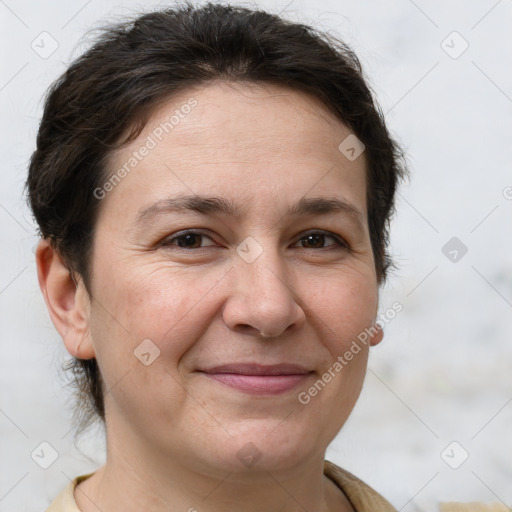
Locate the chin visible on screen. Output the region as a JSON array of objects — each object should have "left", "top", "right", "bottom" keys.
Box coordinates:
[{"left": 204, "top": 421, "right": 322, "bottom": 474}]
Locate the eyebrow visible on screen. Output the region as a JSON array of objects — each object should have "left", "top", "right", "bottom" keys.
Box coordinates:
[{"left": 132, "top": 194, "right": 365, "bottom": 230}]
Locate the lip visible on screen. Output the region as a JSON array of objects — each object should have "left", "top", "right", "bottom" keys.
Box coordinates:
[{"left": 198, "top": 363, "right": 314, "bottom": 395}]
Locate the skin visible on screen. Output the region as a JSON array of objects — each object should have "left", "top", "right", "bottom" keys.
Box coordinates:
[{"left": 37, "top": 80, "right": 384, "bottom": 512}]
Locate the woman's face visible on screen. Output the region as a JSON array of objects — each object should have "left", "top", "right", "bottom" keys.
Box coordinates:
[{"left": 80, "top": 81, "right": 382, "bottom": 474}]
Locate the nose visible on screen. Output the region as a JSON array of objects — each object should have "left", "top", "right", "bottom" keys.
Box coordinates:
[{"left": 221, "top": 243, "right": 306, "bottom": 338}]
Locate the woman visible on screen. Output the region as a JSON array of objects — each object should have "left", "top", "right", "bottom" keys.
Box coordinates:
[{"left": 27, "top": 2, "right": 408, "bottom": 510}]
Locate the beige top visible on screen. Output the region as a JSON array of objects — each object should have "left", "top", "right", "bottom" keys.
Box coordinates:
[{"left": 46, "top": 460, "right": 510, "bottom": 512}]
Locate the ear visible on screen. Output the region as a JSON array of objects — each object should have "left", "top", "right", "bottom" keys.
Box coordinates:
[
  {"left": 369, "top": 322, "right": 384, "bottom": 347},
  {"left": 35, "top": 239, "right": 95, "bottom": 359}
]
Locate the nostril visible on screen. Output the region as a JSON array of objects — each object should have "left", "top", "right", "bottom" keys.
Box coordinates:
[{"left": 237, "top": 325, "right": 275, "bottom": 338}]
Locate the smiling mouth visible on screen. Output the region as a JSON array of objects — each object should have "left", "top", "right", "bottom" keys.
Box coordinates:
[{"left": 198, "top": 363, "right": 315, "bottom": 395}]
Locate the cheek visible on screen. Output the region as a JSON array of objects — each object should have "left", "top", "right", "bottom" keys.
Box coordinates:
[
  {"left": 87, "top": 266, "right": 215, "bottom": 426},
  {"left": 90, "top": 263, "right": 222, "bottom": 369},
  {"left": 301, "top": 268, "right": 378, "bottom": 350},
  {"left": 294, "top": 272, "right": 376, "bottom": 430}
]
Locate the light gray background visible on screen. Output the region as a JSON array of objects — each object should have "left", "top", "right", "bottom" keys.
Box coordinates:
[{"left": 1, "top": 0, "right": 511, "bottom": 510}]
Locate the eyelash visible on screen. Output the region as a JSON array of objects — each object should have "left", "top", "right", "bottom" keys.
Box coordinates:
[{"left": 160, "top": 230, "right": 349, "bottom": 251}]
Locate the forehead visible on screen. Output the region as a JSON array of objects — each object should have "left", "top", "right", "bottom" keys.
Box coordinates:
[
  {"left": 99, "top": 80, "right": 368, "bottom": 224},
  {"left": 138, "top": 80, "right": 354, "bottom": 161}
]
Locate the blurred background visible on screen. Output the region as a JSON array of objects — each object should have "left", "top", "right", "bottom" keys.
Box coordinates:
[{"left": 1, "top": 0, "right": 511, "bottom": 510}]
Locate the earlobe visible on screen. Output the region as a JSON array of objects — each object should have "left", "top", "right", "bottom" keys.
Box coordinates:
[
  {"left": 35, "top": 239, "right": 96, "bottom": 359},
  {"left": 369, "top": 322, "right": 384, "bottom": 346}
]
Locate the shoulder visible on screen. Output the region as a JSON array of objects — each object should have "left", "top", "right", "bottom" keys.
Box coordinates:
[
  {"left": 323, "top": 459, "right": 397, "bottom": 511},
  {"left": 439, "top": 504, "right": 511, "bottom": 511},
  {"left": 46, "top": 473, "right": 95, "bottom": 512},
  {"left": 324, "top": 460, "right": 511, "bottom": 512}
]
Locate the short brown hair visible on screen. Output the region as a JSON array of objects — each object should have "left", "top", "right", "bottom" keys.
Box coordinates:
[{"left": 26, "top": 1, "right": 407, "bottom": 433}]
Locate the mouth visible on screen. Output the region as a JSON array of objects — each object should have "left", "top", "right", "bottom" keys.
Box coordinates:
[{"left": 198, "top": 363, "right": 315, "bottom": 395}]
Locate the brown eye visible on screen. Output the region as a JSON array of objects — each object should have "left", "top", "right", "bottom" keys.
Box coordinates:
[
  {"left": 294, "top": 231, "right": 347, "bottom": 250},
  {"left": 161, "top": 231, "right": 216, "bottom": 249}
]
